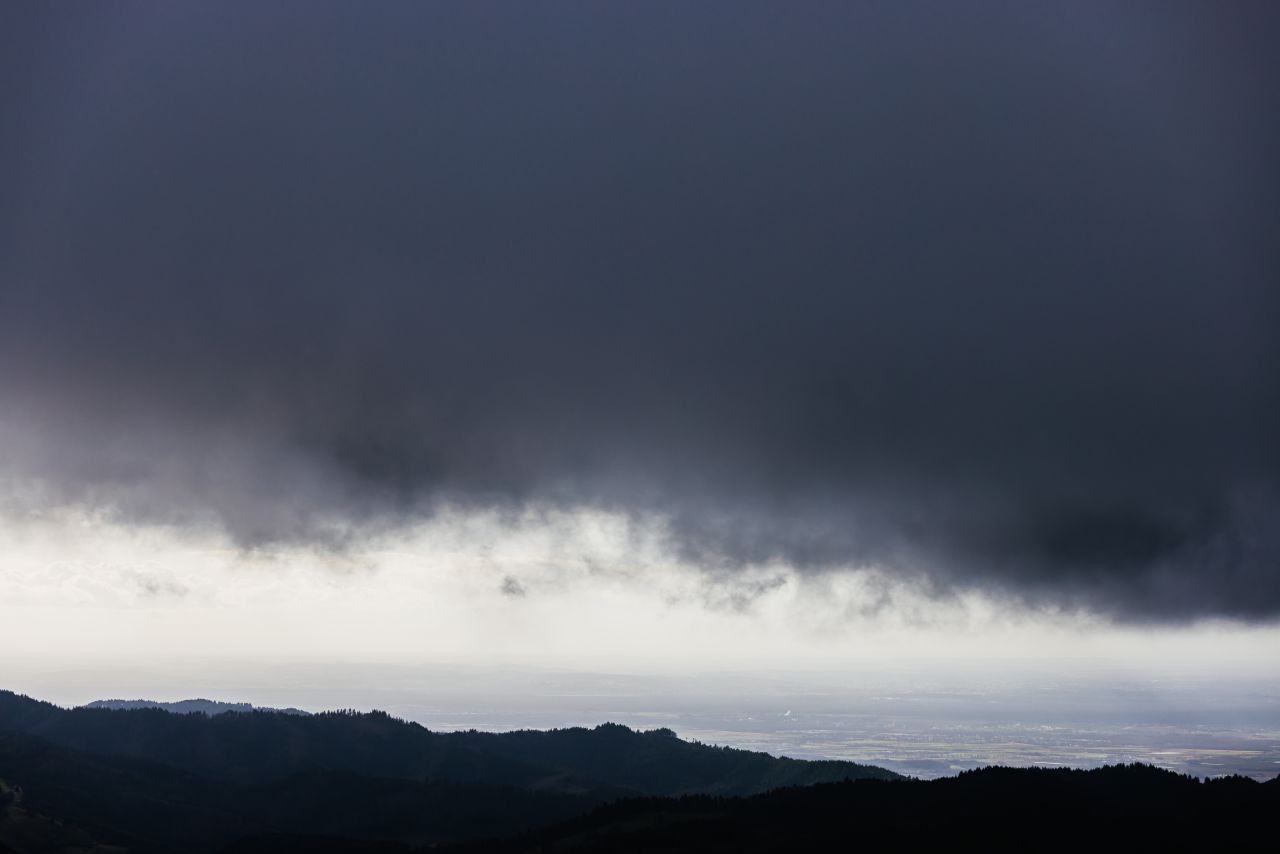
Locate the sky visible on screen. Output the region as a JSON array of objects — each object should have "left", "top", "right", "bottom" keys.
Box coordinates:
[{"left": 1, "top": 2, "right": 1278, "bottom": 688}]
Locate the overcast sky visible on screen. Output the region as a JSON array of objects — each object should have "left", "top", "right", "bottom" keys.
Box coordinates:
[{"left": 1, "top": 3, "right": 1278, "bottom": 678}]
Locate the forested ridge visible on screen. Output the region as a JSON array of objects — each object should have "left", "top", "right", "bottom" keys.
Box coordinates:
[{"left": 1, "top": 690, "right": 1274, "bottom": 853}]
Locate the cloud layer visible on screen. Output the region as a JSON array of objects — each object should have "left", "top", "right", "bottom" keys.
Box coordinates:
[{"left": 1, "top": 3, "right": 1277, "bottom": 620}]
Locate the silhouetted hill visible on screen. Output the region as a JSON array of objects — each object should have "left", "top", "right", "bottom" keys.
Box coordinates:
[
  {"left": 2, "top": 690, "right": 1276, "bottom": 853},
  {"left": 0, "top": 690, "right": 897, "bottom": 798},
  {"left": 459, "top": 764, "right": 1280, "bottom": 853},
  {"left": 84, "top": 699, "right": 311, "bottom": 716}
]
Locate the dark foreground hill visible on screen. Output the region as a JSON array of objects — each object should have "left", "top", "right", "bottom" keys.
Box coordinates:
[{"left": 453, "top": 763, "right": 1280, "bottom": 853}]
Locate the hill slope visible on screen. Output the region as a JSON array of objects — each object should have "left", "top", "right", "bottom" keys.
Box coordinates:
[{"left": 0, "top": 730, "right": 595, "bottom": 852}]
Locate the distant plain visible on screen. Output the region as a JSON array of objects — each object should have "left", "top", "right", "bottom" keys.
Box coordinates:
[{"left": 6, "top": 659, "right": 1275, "bottom": 781}]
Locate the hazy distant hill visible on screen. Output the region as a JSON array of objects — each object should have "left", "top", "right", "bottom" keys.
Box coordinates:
[{"left": 84, "top": 699, "right": 312, "bottom": 717}]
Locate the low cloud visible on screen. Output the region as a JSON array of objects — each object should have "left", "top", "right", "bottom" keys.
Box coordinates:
[
  {"left": 500, "top": 576, "right": 528, "bottom": 598},
  {"left": 0, "top": 3, "right": 1276, "bottom": 621}
]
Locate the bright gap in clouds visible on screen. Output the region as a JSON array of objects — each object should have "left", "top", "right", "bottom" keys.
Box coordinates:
[
  {"left": 3, "top": 505, "right": 1277, "bottom": 674},
  {"left": 6, "top": 506, "right": 1279, "bottom": 780}
]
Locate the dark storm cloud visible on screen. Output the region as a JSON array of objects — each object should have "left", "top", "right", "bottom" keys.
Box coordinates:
[{"left": 1, "top": 2, "right": 1277, "bottom": 620}]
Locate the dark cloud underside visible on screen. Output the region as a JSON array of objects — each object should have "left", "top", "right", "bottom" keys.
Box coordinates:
[{"left": 1, "top": 2, "right": 1277, "bottom": 619}]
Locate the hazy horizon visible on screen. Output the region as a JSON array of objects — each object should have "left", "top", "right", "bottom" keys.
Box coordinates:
[{"left": 5, "top": 658, "right": 1278, "bottom": 781}]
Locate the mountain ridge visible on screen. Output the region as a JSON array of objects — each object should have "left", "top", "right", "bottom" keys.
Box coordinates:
[{"left": 0, "top": 690, "right": 899, "bottom": 796}]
